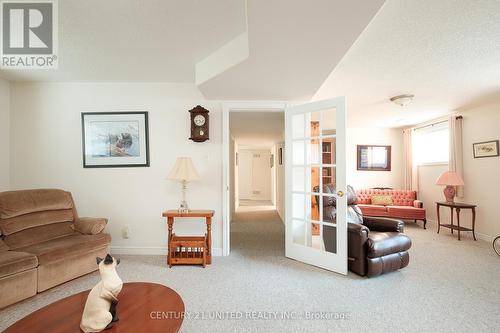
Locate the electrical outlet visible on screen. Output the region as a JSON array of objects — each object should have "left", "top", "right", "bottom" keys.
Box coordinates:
[{"left": 122, "top": 225, "right": 130, "bottom": 239}]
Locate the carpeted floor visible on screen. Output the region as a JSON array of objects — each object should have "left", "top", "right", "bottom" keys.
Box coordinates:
[{"left": 1, "top": 207, "right": 500, "bottom": 332}]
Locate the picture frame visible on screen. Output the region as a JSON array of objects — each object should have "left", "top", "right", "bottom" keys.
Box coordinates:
[
  {"left": 473, "top": 140, "right": 499, "bottom": 158},
  {"left": 357, "top": 145, "right": 391, "bottom": 171},
  {"left": 81, "top": 112, "right": 150, "bottom": 168}
]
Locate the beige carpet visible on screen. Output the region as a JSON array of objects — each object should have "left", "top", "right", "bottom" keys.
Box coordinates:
[{"left": 1, "top": 208, "right": 500, "bottom": 332}]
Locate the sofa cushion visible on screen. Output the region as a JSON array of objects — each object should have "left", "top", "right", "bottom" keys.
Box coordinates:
[
  {"left": 387, "top": 206, "right": 426, "bottom": 220},
  {"left": 4, "top": 222, "right": 75, "bottom": 250},
  {"left": 17, "top": 233, "right": 111, "bottom": 265},
  {"left": 0, "top": 209, "right": 74, "bottom": 236},
  {"left": 371, "top": 195, "right": 393, "bottom": 206},
  {"left": 356, "top": 189, "right": 417, "bottom": 207},
  {"left": 366, "top": 232, "right": 412, "bottom": 258},
  {"left": 357, "top": 204, "right": 388, "bottom": 216},
  {"left": 0, "top": 251, "right": 38, "bottom": 278},
  {"left": 0, "top": 189, "right": 74, "bottom": 219}
]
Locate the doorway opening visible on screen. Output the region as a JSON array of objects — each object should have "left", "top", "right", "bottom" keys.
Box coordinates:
[{"left": 222, "top": 102, "right": 286, "bottom": 256}]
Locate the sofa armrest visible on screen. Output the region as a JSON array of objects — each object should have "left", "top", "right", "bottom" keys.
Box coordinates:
[
  {"left": 413, "top": 200, "right": 424, "bottom": 208},
  {"left": 363, "top": 216, "right": 404, "bottom": 233},
  {"left": 348, "top": 223, "right": 369, "bottom": 245},
  {"left": 74, "top": 217, "right": 107, "bottom": 235}
]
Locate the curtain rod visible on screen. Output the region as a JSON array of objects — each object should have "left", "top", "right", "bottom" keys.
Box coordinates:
[{"left": 412, "top": 115, "right": 462, "bottom": 131}]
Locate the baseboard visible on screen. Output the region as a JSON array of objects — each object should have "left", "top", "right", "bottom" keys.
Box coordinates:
[
  {"left": 425, "top": 219, "right": 494, "bottom": 242},
  {"left": 111, "top": 246, "right": 223, "bottom": 256}
]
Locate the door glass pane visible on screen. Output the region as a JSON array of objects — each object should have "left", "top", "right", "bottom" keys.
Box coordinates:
[
  {"left": 309, "top": 222, "right": 323, "bottom": 250},
  {"left": 322, "top": 138, "right": 336, "bottom": 165},
  {"left": 292, "top": 193, "right": 305, "bottom": 219},
  {"left": 292, "top": 219, "right": 305, "bottom": 245},
  {"left": 306, "top": 139, "right": 321, "bottom": 165},
  {"left": 321, "top": 108, "right": 337, "bottom": 137},
  {"left": 307, "top": 111, "right": 321, "bottom": 138},
  {"left": 322, "top": 166, "right": 336, "bottom": 188},
  {"left": 308, "top": 166, "right": 320, "bottom": 192},
  {"left": 292, "top": 114, "right": 305, "bottom": 139},
  {"left": 306, "top": 194, "right": 320, "bottom": 222},
  {"left": 292, "top": 167, "right": 305, "bottom": 192},
  {"left": 322, "top": 224, "right": 337, "bottom": 254},
  {"left": 292, "top": 141, "right": 305, "bottom": 165}
]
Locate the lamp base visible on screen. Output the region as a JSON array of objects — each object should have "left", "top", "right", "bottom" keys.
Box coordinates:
[
  {"left": 443, "top": 185, "right": 456, "bottom": 203},
  {"left": 178, "top": 200, "right": 189, "bottom": 213}
]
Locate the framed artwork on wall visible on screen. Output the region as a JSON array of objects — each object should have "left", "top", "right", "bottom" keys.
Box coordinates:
[
  {"left": 473, "top": 140, "right": 499, "bottom": 158},
  {"left": 81, "top": 112, "right": 150, "bottom": 168},
  {"left": 357, "top": 145, "right": 391, "bottom": 171}
]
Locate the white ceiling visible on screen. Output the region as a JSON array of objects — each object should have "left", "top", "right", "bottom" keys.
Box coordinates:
[
  {"left": 313, "top": 0, "right": 500, "bottom": 128},
  {"left": 0, "top": 0, "right": 247, "bottom": 82},
  {"left": 230, "top": 112, "right": 284, "bottom": 147},
  {"left": 198, "top": 0, "right": 384, "bottom": 100}
]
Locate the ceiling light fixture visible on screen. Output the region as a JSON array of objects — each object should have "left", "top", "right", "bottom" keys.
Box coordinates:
[{"left": 390, "top": 94, "right": 415, "bottom": 107}]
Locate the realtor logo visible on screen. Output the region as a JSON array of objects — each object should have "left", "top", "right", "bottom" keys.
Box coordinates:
[{"left": 1, "top": 0, "right": 58, "bottom": 68}]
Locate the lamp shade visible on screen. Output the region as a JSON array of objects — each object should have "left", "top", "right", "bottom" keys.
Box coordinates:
[
  {"left": 167, "top": 157, "right": 200, "bottom": 182},
  {"left": 436, "top": 171, "right": 464, "bottom": 186}
]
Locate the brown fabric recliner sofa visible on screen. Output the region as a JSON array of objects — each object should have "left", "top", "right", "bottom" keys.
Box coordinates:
[
  {"left": 318, "top": 184, "right": 412, "bottom": 277},
  {"left": 0, "top": 189, "right": 111, "bottom": 308}
]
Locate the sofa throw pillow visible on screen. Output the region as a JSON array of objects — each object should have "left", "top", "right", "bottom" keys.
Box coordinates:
[{"left": 371, "top": 195, "right": 393, "bottom": 206}]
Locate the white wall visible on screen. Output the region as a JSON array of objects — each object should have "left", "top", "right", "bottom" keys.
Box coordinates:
[
  {"left": 346, "top": 127, "right": 404, "bottom": 190},
  {"left": 418, "top": 101, "right": 500, "bottom": 240},
  {"left": 9, "top": 82, "right": 223, "bottom": 255},
  {"left": 238, "top": 148, "right": 272, "bottom": 201},
  {"left": 0, "top": 79, "right": 9, "bottom": 191}
]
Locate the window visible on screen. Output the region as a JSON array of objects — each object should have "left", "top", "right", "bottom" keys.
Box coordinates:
[{"left": 413, "top": 121, "right": 449, "bottom": 165}]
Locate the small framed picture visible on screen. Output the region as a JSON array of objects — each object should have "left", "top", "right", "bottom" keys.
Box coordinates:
[
  {"left": 357, "top": 145, "right": 391, "bottom": 171},
  {"left": 81, "top": 112, "right": 150, "bottom": 168},
  {"left": 473, "top": 140, "right": 499, "bottom": 158}
]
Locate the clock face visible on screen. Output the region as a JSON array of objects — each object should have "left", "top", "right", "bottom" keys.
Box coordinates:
[{"left": 194, "top": 114, "right": 206, "bottom": 127}]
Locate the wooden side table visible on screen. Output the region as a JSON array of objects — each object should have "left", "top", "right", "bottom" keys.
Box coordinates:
[
  {"left": 436, "top": 201, "right": 476, "bottom": 241},
  {"left": 162, "top": 210, "right": 214, "bottom": 267}
]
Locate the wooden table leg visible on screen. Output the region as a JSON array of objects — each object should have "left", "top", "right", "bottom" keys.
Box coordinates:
[
  {"left": 167, "top": 217, "right": 174, "bottom": 266},
  {"left": 206, "top": 216, "right": 212, "bottom": 265},
  {"left": 436, "top": 204, "right": 441, "bottom": 234},
  {"left": 450, "top": 207, "right": 454, "bottom": 234},
  {"left": 472, "top": 207, "right": 477, "bottom": 241},
  {"left": 456, "top": 207, "right": 461, "bottom": 241}
]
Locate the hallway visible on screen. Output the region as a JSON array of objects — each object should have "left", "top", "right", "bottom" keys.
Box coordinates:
[{"left": 230, "top": 206, "right": 285, "bottom": 258}]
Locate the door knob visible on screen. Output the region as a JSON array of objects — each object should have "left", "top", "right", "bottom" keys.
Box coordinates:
[{"left": 336, "top": 190, "right": 344, "bottom": 197}]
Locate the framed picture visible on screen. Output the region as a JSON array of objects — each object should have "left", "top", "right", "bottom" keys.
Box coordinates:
[
  {"left": 81, "top": 112, "right": 150, "bottom": 168},
  {"left": 278, "top": 147, "right": 283, "bottom": 165},
  {"left": 473, "top": 140, "right": 499, "bottom": 158},
  {"left": 357, "top": 145, "right": 391, "bottom": 171}
]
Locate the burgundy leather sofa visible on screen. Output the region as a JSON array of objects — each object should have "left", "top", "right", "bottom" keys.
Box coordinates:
[{"left": 319, "top": 185, "right": 412, "bottom": 277}]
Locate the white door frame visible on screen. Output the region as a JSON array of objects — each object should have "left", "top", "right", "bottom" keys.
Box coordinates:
[{"left": 222, "top": 101, "right": 288, "bottom": 256}]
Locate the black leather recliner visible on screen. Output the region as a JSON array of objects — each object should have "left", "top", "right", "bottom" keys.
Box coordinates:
[{"left": 317, "top": 184, "right": 412, "bottom": 277}]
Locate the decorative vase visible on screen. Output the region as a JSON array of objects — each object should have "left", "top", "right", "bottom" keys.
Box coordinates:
[{"left": 443, "top": 185, "right": 456, "bottom": 202}]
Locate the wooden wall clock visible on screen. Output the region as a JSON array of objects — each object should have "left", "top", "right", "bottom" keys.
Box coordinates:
[{"left": 189, "top": 105, "right": 209, "bottom": 142}]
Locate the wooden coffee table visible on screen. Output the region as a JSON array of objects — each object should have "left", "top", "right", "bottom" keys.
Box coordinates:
[{"left": 4, "top": 282, "right": 184, "bottom": 333}]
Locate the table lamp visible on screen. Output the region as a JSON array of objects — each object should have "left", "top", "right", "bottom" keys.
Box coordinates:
[
  {"left": 167, "top": 157, "right": 200, "bottom": 212},
  {"left": 435, "top": 171, "right": 464, "bottom": 203}
]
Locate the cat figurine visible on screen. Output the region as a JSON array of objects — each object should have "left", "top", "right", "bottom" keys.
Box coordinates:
[{"left": 80, "top": 254, "right": 123, "bottom": 333}]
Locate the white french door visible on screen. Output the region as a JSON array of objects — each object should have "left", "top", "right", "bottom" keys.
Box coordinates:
[{"left": 285, "top": 97, "right": 347, "bottom": 274}]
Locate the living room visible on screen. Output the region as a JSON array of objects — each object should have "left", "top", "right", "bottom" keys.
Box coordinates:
[{"left": 1, "top": 1, "right": 500, "bottom": 332}]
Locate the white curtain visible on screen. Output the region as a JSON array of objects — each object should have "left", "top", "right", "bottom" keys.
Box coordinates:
[
  {"left": 403, "top": 128, "right": 418, "bottom": 191},
  {"left": 449, "top": 115, "right": 464, "bottom": 197}
]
